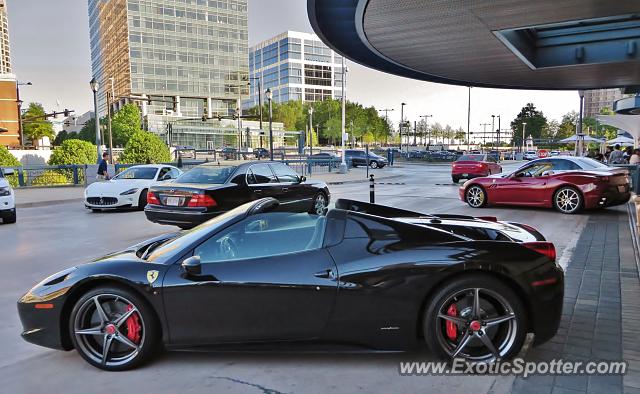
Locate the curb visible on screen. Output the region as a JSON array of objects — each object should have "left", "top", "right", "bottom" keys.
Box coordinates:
[{"left": 16, "top": 198, "right": 83, "bottom": 209}]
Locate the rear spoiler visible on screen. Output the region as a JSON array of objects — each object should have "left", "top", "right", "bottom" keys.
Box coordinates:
[{"left": 334, "top": 199, "right": 477, "bottom": 220}]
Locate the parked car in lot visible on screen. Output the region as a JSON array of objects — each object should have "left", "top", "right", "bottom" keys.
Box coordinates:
[
  {"left": 220, "top": 147, "right": 237, "bottom": 160},
  {"left": 0, "top": 168, "right": 16, "bottom": 224},
  {"left": 174, "top": 146, "right": 196, "bottom": 159},
  {"left": 145, "top": 161, "right": 330, "bottom": 228},
  {"left": 18, "top": 198, "right": 562, "bottom": 370},
  {"left": 309, "top": 151, "right": 340, "bottom": 165},
  {"left": 428, "top": 150, "right": 458, "bottom": 161},
  {"left": 460, "top": 157, "right": 631, "bottom": 214},
  {"left": 253, "top": 147, "right": 269, "bottom": 159},
  {"left": 451, "top": 154, "right": 502, "bottom": 183},
  {"left": 84, "top": 165, "right": 182, "bottom": 211},
  {"left": 549, "top": 150, "right": 561, "bottom": 156},
  {"left": 524, "top": 151, "right": 538, "bottom": 160},
  {"left": 345, "top": 149, "right": 388, "bottom": 168}
]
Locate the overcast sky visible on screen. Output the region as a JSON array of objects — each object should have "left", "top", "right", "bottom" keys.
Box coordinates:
[{"left": 8, "top": 0, "right": 579, "bottom": 134}]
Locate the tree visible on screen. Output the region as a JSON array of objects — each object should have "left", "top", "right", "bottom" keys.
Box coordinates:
[
  {"left": 75, "top": 117, "right": 99, "bottom": 143},
  {"left": 49, "top": 139, "right": 97, "bottom": 165},
  {"left": 119, "top": 131, "right": 171, "bottom": 164},
  {"left": 111, "top": 104, "right": 143, "bottom": 146},
  {"left": 454, "top": 127, "right": 466, "bottom": 144},
  {"left": 0, "top": 145, "right": 20, "bottom": 187},
  {"left": 22, "top": 103, "right": 54, "bottom": 144},
  {"left": 510, "top": 103, "right": 547, "bottom": 147}
]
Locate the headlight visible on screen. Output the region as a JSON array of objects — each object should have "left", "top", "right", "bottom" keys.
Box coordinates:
[
  {"left": 0, "top": 186, "right": 10, "bottom": 196},
  {"left": 120, "top": 188, "right": 139, "bottom": 195}
]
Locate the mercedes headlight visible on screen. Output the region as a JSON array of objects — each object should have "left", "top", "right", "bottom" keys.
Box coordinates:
[{"left": 0, "top": 186, "right": 10, "bottom": 196}]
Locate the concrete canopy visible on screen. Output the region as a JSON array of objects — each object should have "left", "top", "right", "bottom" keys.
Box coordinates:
[
  {"left": 308, "top": 0, "right": 640, "bottom": 90},
  {"left": 597, "top": 114, "right": 640, "bottom": 139}
]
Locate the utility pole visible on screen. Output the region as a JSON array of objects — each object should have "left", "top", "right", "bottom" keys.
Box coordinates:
[
  {"left": 378, "top": 108, "right": 394, "bottom": 146},
  {"left": 400, "top": 102, "right": 406, "bottom": 151},
  {"left": 420, "top": 115, "right": 432, "bottom": 146},
  {"left": 491, "top": 115, "right": 495, "bottom": 150},
  {"left": 339, "top": 57, "right": 348, "bottom": 173},
  {"left": 480, "top": 123, "right": 490, "bottom": 151},
  {"left": 107, "top": 77, "right": 115, "bottom": 164}
]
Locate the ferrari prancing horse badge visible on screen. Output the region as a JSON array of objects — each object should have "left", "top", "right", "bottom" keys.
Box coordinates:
[{"left": 147, "top": 270, "right": 159, "bottom": 284}]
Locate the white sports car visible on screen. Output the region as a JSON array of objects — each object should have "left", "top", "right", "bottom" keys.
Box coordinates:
[{"left": 84, "top": 164, "right": 182, "bottom": 211}]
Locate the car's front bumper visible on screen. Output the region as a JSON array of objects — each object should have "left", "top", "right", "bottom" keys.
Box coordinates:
[
  {"left": 0, "top": 206, "right": 15, "bottom": 219},
  {"left": 17, "top": 294, "right": 69, "bottom": 351},
  {"left": 84, "top": 193, "right": 139, "bottom": 209},
  {"left": 145, "top": 205, "right": 224, "bottom": 227}
]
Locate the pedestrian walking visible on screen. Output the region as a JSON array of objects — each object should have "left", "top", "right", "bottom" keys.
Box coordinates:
[
  {"left": 609, "top": 144, "right": 625, "bottom": 164},
  {"left": 96, "top": 152, "right": 110, "bottom": 181}
]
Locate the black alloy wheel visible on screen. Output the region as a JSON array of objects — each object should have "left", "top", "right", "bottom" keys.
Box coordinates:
[
  {"left": 69, "top": 286, "right": 159, "bottom": 371},
  {"left": 424, "top": 275, "right": 527, "bottom": 363}
]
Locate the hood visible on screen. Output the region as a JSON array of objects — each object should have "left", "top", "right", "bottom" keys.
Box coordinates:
[
  {"left": 86, "top": 178, "right": 155, "bottom": 196},
  {"left": 0, "top": 177, "right": 9, "bottom": 188}
]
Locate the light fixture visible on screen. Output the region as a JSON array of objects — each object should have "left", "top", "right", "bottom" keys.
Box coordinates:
[{"left": 89, "top": 78, "right": 99, "bottom": 93}]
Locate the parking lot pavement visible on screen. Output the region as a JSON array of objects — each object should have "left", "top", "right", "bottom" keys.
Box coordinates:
[{"left": 0, "top": 162, "right": 618, "bottom": 394}]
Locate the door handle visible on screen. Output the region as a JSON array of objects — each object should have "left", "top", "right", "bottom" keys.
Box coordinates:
[
  {"left": 254, "top": 189, "right": 263, "bottom": 193},
  {"left": 314, "top": 268, "right": 335, "bottom": 279},
  {"left": 282, "top": 187, "right": 289, "bottom": 192}
]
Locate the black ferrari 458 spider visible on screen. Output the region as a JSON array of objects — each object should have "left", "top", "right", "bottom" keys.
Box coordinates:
[{"left": 18, "top": 198, "right": 563, "bottom": 370}]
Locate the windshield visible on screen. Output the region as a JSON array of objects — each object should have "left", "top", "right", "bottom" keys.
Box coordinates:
[
  {"left": 457, "top": 154, "right": 484, "bottom": 161},
  {"left": 114, "top": 167, "right": 157, "bottom": 180},
  {"left": 146, "top": 203, "right": 249, "bottom": 263},
  {"left": 176, "top": 165, "right": 237, "bottom": 184},
  {"left": 575, "top": 157, "right": 609, "bottom": 169}
]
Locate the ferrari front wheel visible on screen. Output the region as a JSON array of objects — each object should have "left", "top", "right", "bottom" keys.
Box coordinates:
[
  {"left": 69, "top": 286, "right": 160, "bottom": 371},
  {"left": 424, "top": 275, "right": 527, "bottom": 363},
  {"left": 553, "top": 186, "right": 582, "bottom": 214},
  {"left": 465, "top": 185, "right": 487, "bottom": 208}
]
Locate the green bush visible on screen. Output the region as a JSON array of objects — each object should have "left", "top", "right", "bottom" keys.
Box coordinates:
[
  {"left": 31, "top": 170, "right": 69, "bottom": 186},
  {"left": 119, "top": 131, "right": 171, "bottom": 164},
  {"left": 49, "top": 139, "right": 97, "bottom": 165},
  {"left": 0, "top": 145, "right": 21, "bottom": 187}
]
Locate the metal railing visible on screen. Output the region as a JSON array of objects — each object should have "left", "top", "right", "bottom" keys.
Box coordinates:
[{"left": 0, "top": 165, "right": 88, "bottom": 188}]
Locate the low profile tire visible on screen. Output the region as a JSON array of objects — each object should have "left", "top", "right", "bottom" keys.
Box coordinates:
[
  {"left": 4, "top": 209, "right": 16, "bottom": 224},
  {"left": 423, "top": 275, "right": 527, "bottom": 363},
  {"left": 465, "top": 185, "right": 487, "bottom": 208},
  {"left": 553, "top": 186, "right": 582, "bottom": 214},
  {"left": 452, "top": 176, "right": 460, "bottom": 184},
  {"left": 69, "top": 286, "right": 160, "bottom": 371},
  {"left": 369, "top": 161, "right": 379, "bottom": 169},
  {"left": 137, "top": 189, "right": 148, "bottom": 211},
  {"left": 310, "top": 192, "right": 328, "bottom": 215}
]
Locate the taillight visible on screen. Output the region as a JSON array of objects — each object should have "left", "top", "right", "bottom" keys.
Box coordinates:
[
  {"left": 147, "top": 191, "right": 160, "bottom": 205},
  {"left": 187, "top": 194, "right": 217, "bottom": 207},
  {"left": 523, "top": 242, "right": 556, "bottom": 261}
]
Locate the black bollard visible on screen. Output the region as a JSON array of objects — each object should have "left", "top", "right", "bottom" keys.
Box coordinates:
[{"left": 369, "top": 174, "right": 375, "bottom": 203}]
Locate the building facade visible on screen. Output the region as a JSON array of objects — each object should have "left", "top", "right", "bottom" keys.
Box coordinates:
[
  {"left": 583, "top": 89, "right": 627, "bottom": 118},
  {"left": 88, "top": 0, "right": 249, "bottom": 120},
  {"left": 245, "top": 31, "right": 344, "bottom": 109},
  {"left": 0, "top": 0, "right": 11, "bottom": 74},
  {"left": 0, "top": 73, "right": 18, "bottom": 147}
]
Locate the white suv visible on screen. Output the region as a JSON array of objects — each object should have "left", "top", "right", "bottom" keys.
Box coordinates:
[
  {"left": 0, "top": 168, "right": 16, "bottom": 224},
  {"left": 524, "top": 151, "right": 538, "bottom": 160}
]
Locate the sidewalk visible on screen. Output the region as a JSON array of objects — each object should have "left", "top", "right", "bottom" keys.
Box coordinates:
[
  {"left": 13, "top": 167, "right": 400, "bottom": 208},
  {"left": 511, "top": 204, "right": 640, "bottom": 393}
]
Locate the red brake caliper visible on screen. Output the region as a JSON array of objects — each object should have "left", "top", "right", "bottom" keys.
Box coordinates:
[
  {"left": 446, "top": 304, "right": 458, "bottom": 340},
  {"left": 125, "top": 305, "right": 141, "bottom": 344}
]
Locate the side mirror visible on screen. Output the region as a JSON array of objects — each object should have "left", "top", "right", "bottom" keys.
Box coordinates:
[
  {"left": 3, "top": 168, "right": 14, "bottom": 176},
  {"left": 181, "top": 255, "right": 201, "bottom": 276},
  {"left": 299, "top": 175, "right": 306, "bottom": 183}
]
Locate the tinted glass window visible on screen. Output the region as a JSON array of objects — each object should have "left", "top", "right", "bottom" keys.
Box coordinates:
[
  {"left": 157, "top": 167, "right": 172, "bottom": 180},
  {"left": 551, "top": 159, "right": 580, "bottom": 171},
  {"left": 195, "top": 212, "right": 326, "bottom": 263},
  {"left": 574, "top": 157, "right": 609, "bottom": 170},
  {"left": 115, "top": 167, "right": 157, "bottom": 180},
  {"left": 516, "top": 162, "right": 552, "bottom": 177},
  {"left": 177, "top": 165, "right": 237, "bottom": 184},
  {"left": 457, "top": 155, "right": 484, "bottom": 161},
  {"left": 248, "top": 164, "right": 276, "bottom": 184},
  {"left": 270, "top": 163, "right": 299, "bottom": 183}
]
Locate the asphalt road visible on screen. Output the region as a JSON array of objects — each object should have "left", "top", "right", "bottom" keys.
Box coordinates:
[{"left": 0, "top": 162, "right": 589, "bottom": 394}]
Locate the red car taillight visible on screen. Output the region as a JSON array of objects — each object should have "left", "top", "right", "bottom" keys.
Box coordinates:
[
  {"left": 147, "top": 191, "right": 160, "bottom": 205},
  {"left": 187, "top": 194, "right": 217, "bottom": 207},
  {"left": 523, "top": 242, "right": 556, "bottom": 262}
]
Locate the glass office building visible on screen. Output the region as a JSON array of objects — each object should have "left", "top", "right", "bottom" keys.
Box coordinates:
[
  {"left": 88, "top": 0, "right": 249, "bottom": 124},
  {"left": 245, "top": 31, "right": 344, "bottom": 109}
]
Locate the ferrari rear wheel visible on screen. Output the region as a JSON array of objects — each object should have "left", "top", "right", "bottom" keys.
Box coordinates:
[
  {"left": 424, "top": 275, "right": 527, "bottom": 363},
  {"left": 553, "top": 186, "right": 582, "bottom": 214},
  {"left": 465, "top": 185, "right": 487, "bottom": 208},
  {"left": 69, "top": 286, "right": 159, "bottom": 371}
]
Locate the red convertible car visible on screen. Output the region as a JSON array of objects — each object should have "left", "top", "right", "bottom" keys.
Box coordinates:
[
  {"left": 451, "top": 154, "right": 502, "bottom": 183},
  {"left": 460, "top": 157, "right": 630, "bottom": 214}
]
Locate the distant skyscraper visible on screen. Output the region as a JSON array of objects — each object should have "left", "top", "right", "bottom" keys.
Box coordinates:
[
  {"left": 88, "top": 0, "right": 248, "bottom": 120},
  {"left": 583, "top": 89, "right": 626, "bottom": 118},
  {"left": 0, "top": 0, "right": 11, "bottom": 74},
  {"left": 246, "top": 31, "right": 345, "bottom": 109}
]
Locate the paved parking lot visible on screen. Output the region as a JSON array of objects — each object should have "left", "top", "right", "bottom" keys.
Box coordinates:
[{"left": 1, "top": 162, "right": 623, "bottom": 394}]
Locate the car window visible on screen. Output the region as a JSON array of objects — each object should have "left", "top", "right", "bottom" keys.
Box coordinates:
[
  {"left": 169, "top": 168, "right": 181, "bottom": 179},
  {"left": 248, "top": 164, "right": 276, "bottom": 184},
  {"left": 176, "top": 165, "right": 237, "bottom": 184},
  {"left": 114, "top": 167, "right": 157, "bottom": 180},
  {"left": 194, "top": 212, "right": 326, "bottom": 263},
  {"left": 270, "top": 163, "right": 299, "bottom": 183},
  {"left": 550, "top": 159, "right": 580, "bottom": 171},
  {"left": 516, "top": 162, "right": 552, "bottom": 177},
  {"left": 574, "top": 157, "right": 609, "bottom": 169},
  {"left": 157, "top": 167, "right": 172, "bottom": 180}
]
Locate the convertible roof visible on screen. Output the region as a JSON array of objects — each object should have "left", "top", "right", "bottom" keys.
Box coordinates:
[{"left": 334, "top": 199, "right": 477, "bottom": 221}]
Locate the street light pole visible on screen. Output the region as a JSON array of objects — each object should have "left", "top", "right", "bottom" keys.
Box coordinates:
[
  {"left": 308, "top": 106, "right": 313, "bottom": 157},
  {"left": 420, "top": 114, "right": 432, "bottom": 146},
  {"left": 339, "top": 57, "right": 347, "bottom": 173},
  {"left": 266, "top": 88, "right": 273, "bottom": 160},
  {"left": 90, "top": 78, "right": 102, "bottom": 163},
  {"left": 16, "top": 81, "right": 32, "bottom": 148},
  {"left": 107, "top": 77, "right": 115, "bottom": 164},
  {"left": 400, "top": 102, "right": 406, "bottom": 151}
]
